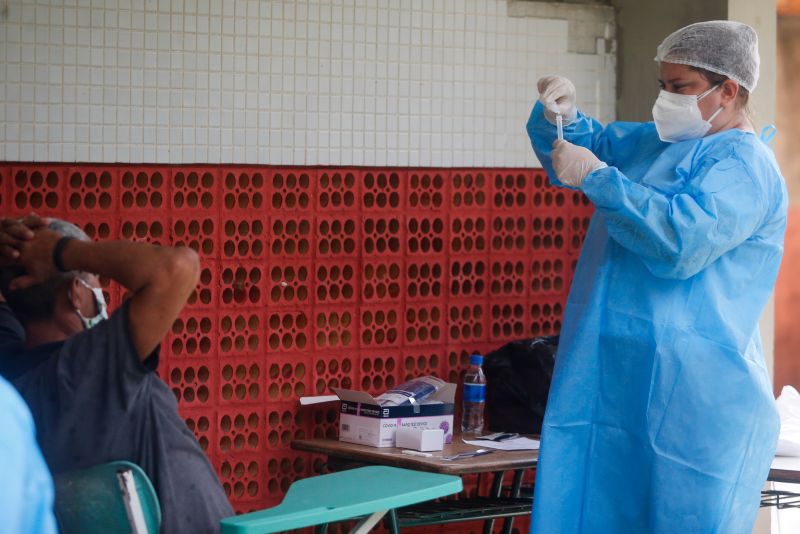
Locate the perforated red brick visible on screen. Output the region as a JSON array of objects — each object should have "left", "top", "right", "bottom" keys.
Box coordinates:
[
  {"left": 407, "top": 170, "right": 447, "bottom": 210},
  {"left": 529, "top": 298, "right": 565, "bottom": 337},
  {"left": 181, "top": 407, "right": 215, "bottom": 456},
  {"left": 222, "top": 169, "right": 267, "bottom": 211},
  {"left": 168, "top": 311, "right": 216, "bottom": 358},
  {"left": 220, "top": 262, "right": 266, "bottom": 308},
  {"left": 401, "top": 349, "right": 445, "bottom": 382},
  {"left": 449, "top": 215, "right": 488, "bottom": 255},
  {"left": 449, "top": 258, "right": 487, "bottom": 299},
  {"left": 569, "top": 213, "right": 592, "bottom": 252},
  {"left": 309, "top": 405, "right": 340, "bottom": 440},
  {"left": 120, "top": 215, "right": 167, "bottom": 245},
  {"left": 360, "top": 305, "right": 401, "bottom": 348},
  {"left": 265, "top": 403, "right": 308, "bottom": 450},
  {"left": 186, "top": 262, "right": 218, "bottom": 308},
  {"left": 571, "top": 190, "right": 592, "bottom": 209},
  {"left": 265, "top": 357, "right": 310, "bottom": 401},
  {"left": 219, "top": 311, "right": 263, "bottom": 356},
  {"left": 266, "top": 312, "right": 310, "bottom": 354},
  {"left": 447, "top": 301, "right": 488, "bottom": 344},
  {"left": 268, "top": 216, "right": 313, "bottom": 258},
  {"left": 490, "top": 257, "right": 528, "bottom": 298},
  {"left": 168, "top": 359, "right": 214, "bottom": 407},
  {"left": 66, "top": 168, "right": 116, "bottom": 212},
  {"left": 362, "top": 215, "right": 403, "bottom": 256},
  {"left": 219, "top": 359, "right": 263, "bottom": 404},
  {"left": 531, "top": 214, "right": 567, "bottom": 252},
  {"left": 10, "top": 166, "right": 63, "bottom": 214},
  {"left": 492, "top": 171, "right": 529, "bottom": 210},
  {"left": 218, "top": 407, "right": 264, "bottom": 454},
  {"left": 314, "top": 260, "right": 357, "bottom": 305},
  {"left": 359, "top": 352, "right": 399, "bottom": 395},
  {"left": 313, "top": 307, "right": 357, "bottom": 351},
  {"left": 404, "top": 304, "right": 444, "bottom": 347},
  {"left": 316, "top": 216, "right": 358, "bottom": 258},
  {"left": 266, "top": 261, "right": 312, "bottom": 308},
  {"left": 362, "top": 170, "right": 403, "bottom": 210},
  {"left": 120, "top": 168, "right": 169, "bottom": 211},
  {"left": 406, "top": 258, "right": 445, "bottom": 302},
  {"left": 530, "top": 257, "right": 567, "bottom": 295},
  {"left": 451, "top": 170, "right": 488, "bottom": 211},
  {"left": 72, "top": 215, "right": 118, "bottom": 242},
  {"left": 490, "top": 300, "right": 527, "bottom": 342},
  {"left": 171, "top": 215, "right": 217, "bottom": 257},
  {"left": 406, "top": 215, "right": 446, "bottom": 255},
  {"left": 312, "top": 354, "right": 357, "bottom": 396},
  {"left": 221, "top": 215, "right": 267, "bottom": 260},
  {"left": 218, "top": 454, "right": 266, "bottom": 503},
  {"left": 491, "top": 214, "right": 528, "bottom": 254},
  {"left": 171, "top": 168, "right": 218, "bottom": 211},
  {"left": 317, "top": 169, "right": 358, "bottom": 211},
  {"left": 361, "top": 259, "right": 403, "bottom": 303},
  {"left": 270, "top": 169, "right": 314, "bottom": 211},
  {"left": 265, "top": 453, "right": 308, "bottom": 499}
]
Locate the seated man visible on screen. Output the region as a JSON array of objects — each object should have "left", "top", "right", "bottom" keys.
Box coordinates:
[{"left": 0, "top": 215, "right": 233, "bottom": 533}]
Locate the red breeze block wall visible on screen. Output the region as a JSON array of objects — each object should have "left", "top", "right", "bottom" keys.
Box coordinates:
[{"left": 2, "top": 164, "right": 592, "bottom": 519}]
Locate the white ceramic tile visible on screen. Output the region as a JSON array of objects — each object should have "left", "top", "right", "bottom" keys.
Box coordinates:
[{"left": 0, "top": 0, "right": 614, "bottom": 165}]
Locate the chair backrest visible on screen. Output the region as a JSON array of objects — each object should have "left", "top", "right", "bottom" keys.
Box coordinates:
[{"left": 53, "top": 461, "right": 161, "bottom": 534}]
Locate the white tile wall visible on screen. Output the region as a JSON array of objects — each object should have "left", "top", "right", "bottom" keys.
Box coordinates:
[{"left": 1, "top": 0, "right": 615, "bottom": 166}]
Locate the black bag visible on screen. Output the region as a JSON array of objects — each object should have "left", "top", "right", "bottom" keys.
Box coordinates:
[{"left": 484, "top": 336, "right": 558, "bottom": 434}]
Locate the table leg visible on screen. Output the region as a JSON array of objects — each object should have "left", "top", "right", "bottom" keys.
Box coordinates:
[
  {"left": 500, "top": 469, "right": 526, "bottom": 534},
  {"left": 387, "top": 508, "right": 400, "bottom": 534},
  {"left": 482, "top": 470, "right": 507, "bottom": 534},
  {"left": 349, "top": 510, "right": 388, "bottom": 534}
]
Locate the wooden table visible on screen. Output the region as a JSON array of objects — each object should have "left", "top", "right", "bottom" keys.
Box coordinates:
[
  {"left": 292, "top": 437, "right": 538, "bottom": 534},
  {"left": 292, "top": 437, "right": 538, "bottom": 475}
]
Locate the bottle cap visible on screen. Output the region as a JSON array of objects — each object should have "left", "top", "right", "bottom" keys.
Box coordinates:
[{"left": 470, "top": 354, "right": 483, "bottom": 366}]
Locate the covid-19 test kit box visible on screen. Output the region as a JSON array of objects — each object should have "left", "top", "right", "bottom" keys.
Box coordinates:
[{"left": 332, "top": 383, "right": 456, "bottom": 447}]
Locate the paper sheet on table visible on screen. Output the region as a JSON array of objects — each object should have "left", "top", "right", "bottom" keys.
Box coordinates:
[{"left": 463, "top": 437, "right": 540, "bottom": 450}]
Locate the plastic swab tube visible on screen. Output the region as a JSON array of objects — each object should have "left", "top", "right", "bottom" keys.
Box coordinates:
[{"left": 556, "top": 113, "right": 564, "bottom": 141}]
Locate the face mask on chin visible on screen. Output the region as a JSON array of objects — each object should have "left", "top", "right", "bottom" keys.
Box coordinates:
[
  {"left": 652, "top": 84, "right": 724, "bottom": 143},
  {"left": 70, "top": 277, "right": 109, "bottom": 330}
]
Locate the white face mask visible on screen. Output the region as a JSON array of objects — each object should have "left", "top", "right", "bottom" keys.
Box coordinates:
[
  {"left": 71, "top": 277, "right": 109, "bottom": 330},
  {"left": 652, "top": 84, "right": 723, "bottom": 143}
]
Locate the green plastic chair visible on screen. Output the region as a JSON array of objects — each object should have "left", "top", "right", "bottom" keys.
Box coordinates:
[
  {"left": 220, "top": 465, "right": 463, "bottom": 534},
  {"left": 54, "top": 461, "right": 161, "bottom": 534},
  {"left": 54, "top": 462, "right": 462, "bottom": 534}
]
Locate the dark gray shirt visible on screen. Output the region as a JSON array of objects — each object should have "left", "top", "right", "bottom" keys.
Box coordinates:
[{"left": 0, "top": 302, "right": 233, "bottom": 533}]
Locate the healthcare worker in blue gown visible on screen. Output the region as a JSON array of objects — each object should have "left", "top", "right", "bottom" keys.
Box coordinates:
[{"left": 527, "top": 20, "right": 787, "bottom": 533}]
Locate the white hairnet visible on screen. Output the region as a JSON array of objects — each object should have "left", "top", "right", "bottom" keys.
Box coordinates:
[{"left": 654, "top": 20, "right": 759, "bottom": 92}]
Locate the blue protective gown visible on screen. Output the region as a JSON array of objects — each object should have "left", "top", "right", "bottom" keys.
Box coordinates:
[
  {"left": 527, "top": 101, "right": 787, "bottom": 534},
  {"left": 0, "top": 376, "right": 58, "bottom": 534}
]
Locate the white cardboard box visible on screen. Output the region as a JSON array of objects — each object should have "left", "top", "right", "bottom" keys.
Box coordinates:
[{"left": 333, "top": 383, "right": 456, "bottom": 448}]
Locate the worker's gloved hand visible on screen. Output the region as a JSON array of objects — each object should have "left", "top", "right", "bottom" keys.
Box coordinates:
[
  {"left": 537, "top": 75, "right": 577, "bottom": 125},
  {"left": 551, "top": 140, "right": 607, "bottom": 187}
]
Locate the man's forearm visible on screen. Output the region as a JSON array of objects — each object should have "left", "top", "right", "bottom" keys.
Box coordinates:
[{"left": 59, "top": 239, "right": 177, "bottom": 294}]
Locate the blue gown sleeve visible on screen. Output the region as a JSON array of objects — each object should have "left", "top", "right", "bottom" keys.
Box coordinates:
[
  {"left": 581, "top": 155, "right": 768, "bottom": 280},
  {"left": 526, "top": 101, "right": 649, "bottom": 188}
]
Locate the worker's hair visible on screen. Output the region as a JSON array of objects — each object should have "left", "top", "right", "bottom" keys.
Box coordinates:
[
  {"left": 689, "top": 66, "right": 751, "bottom": 116},
  {"left": 0, "top": 219, "right": 91, "bottom": 325}
]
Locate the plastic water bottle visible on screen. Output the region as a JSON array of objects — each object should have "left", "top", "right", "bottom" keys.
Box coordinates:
[{"left": 461, "top": 354, "right": 486, "bottom": 437}]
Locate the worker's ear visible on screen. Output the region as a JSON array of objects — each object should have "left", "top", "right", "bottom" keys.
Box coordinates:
[{"left": 719, "top": 79, "right": 739, "bottom": 107}]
